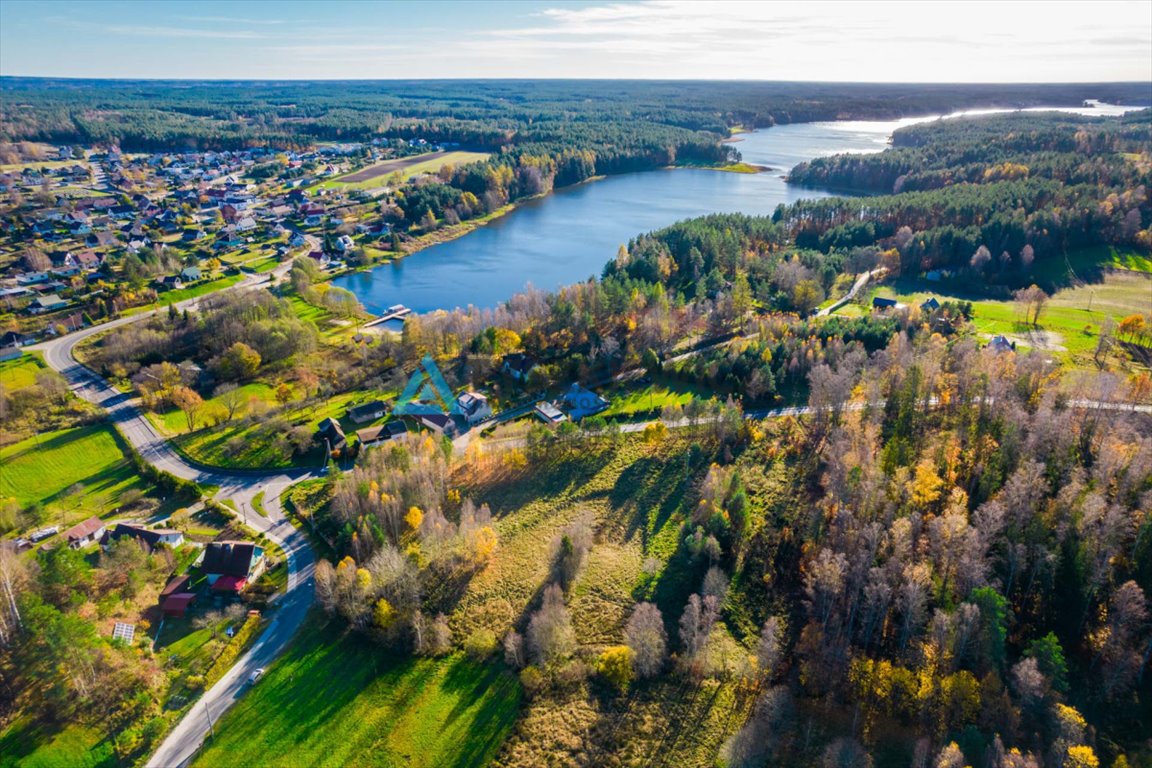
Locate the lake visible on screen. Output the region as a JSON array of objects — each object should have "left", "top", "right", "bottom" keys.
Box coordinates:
[{"left": 334, "top": 103, "right": 1139, "bottom": 315}]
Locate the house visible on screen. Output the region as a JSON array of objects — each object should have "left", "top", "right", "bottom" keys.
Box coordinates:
[
  {"left": 534, "top": 401, "right": 568, "bottom": 426},
  {"left": 561, "top": 383, "right": 609, "bottom": 420},
  {"left": 104, "top": 523, "right": 185, "bottom": 553},
  {"left": 156, "top": 275, "right": 184, "bottom": 290},
  {"left": 316, "top": 417, "right": 347, "bottom": 450},
  {"left": 201, "top": 540, "right": 265, "bottom": 592},
  {"left": 920, "top": 297, "right": 941, "bottom": 311},
  {"left": 347, "top": 400, "right": 388, "bottom": 424},
  {"left": 63, "top": 516, "right": 107, "bottom": 549},
  {"left": 872, "top": 297, "right": 899, "bottom": 310},
  {"left": 16, "top": 272, "right": 50, "bottom": 286},
  {"left": 419, "top": 412, "right": 462, "bottom": 437},
  {"left": 27, "top": 295, "right": 68, "bottom": 314},
  {"left": 0, "top": 331, "right": 30, "bottom": 348},
  {"left": 289, "top": 232, "right": 308, "bottom": 248},
  {"left": 502, "top": 353, "right": 538, "bottom": 382},
  {"left": 72, "top": 249, "right": 102, "bottom": 270},
  {"left": 180, "top": 266, "right": 202, "bottom": 282},
  {"left": 455, "top": 391, "right": 493, "bottom": 425},
  {"left": 356, "top": 420, "right": 408, "bottom": 448},
  {"left": 987, "top": 335, "right": 1016, "bottom": 354},
  {"left": 235, "top": 217, "right": 257, "bottom": 232},
  {"left": 334, "top": 234, "right": 355, "bottom": 253},
  {"left": 0, "top": 346, "right": 22, "bottom": 362},
  {"left": 87, "top": 231, "right": 120, "bottom": 248}
]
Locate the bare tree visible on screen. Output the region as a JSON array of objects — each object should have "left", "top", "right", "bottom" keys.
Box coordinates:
[
  {"left": 720, "top": 686, "right": 794, "bottom": 767},
  {"left": 214, "top": 382, "right": 246, "bottom": 421},
  {"left": 503, "top": 630, "right": 525, "bottom": 669},
  {"left": 0, "top": 547, "right": 26, "bottom": 647},
  {"left": 679, "top": 593, "right": 719, "bottom": 659},
  {"left": 1013, "top": 284, "right": 1049, "bottom": 326},
  {"left": 970, "top": 245, "right": 992, "bottom": 271},
  {"left": 552, "top": 512, "right": 594, "bottom": 590},
  {"left": 756, "top": 616, "right": 785, "bottom": 682},
  {"left": 624, "top": 602, "right": 667, "bottom": 678},
  {"left": 527, "top": 583, "right": 575, "bottom": 665}
]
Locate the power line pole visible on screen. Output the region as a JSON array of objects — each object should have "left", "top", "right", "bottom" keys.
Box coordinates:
[{"left": 204, "top": 700, "right": 215, "bottom": 741}]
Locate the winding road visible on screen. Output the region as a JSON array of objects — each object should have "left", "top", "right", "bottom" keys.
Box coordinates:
[
  {"left": 24, "top": 255, "right": 1149, "bottom": 765},
  {"left": 30, "top": 265, "right": 319, "bottom": 768}
]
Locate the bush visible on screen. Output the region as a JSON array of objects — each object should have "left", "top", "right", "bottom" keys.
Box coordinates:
[
  {"left": 596, "top": 645, "right": 635, "bottom": 692},
  {"left": 463, "top": 628, "right": 498, "bottom": 661},
  {"left": 519, "top": 666, "right": 546, "bottom": 699}
]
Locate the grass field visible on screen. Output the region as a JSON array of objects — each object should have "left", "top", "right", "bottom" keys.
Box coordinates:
[
  {"left": 0, "top": 424, "right": 150, "bottom": 524},
  {"left": 192, "top": 617, "right": 521, "bottom": 768},
  {"left": 284, "top": 294, "right": 357, "bottom": 342},
  {"left": 124, "top": 274, "right": 247, "bottom": 316},
  {"left": 0, "top": 719, "right": 114, "bottom": 768},
  {"left": 851, "top": 253, "right": 1151, "bottom": 364},
  {"left": 321, "top": 151, "right": 490, "bottom": 191},
  {"left": 0, "top": 352, "right": 45, "bottom": 392},
  {"left": 152, "top": 382, "right": 277, "bottom": 434},
  {"left": 159, "top": 389, "right": 393, "bottom": 469},
  {"left": 601, "top": 379, "right": 709, "bottom": 419}
]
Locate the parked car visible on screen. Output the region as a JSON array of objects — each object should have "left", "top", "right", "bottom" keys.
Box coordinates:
[{"left": 248, "top": 668, "right": 265, "bottom": 684}]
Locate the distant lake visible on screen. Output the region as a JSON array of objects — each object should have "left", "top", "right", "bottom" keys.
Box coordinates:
[{"left": 334, "top": 103, "right": 1141, "bottom": 315}]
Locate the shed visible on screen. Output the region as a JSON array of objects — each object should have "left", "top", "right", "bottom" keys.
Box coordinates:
[{"left": 161, "top": 593, "right": 197, "bottom": 618}]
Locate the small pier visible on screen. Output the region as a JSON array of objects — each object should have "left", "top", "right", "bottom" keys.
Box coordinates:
[{"left": 363, "top": 304, "right": 412, "bottom": 328}]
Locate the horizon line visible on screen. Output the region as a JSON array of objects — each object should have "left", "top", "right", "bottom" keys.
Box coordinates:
[{"left": 1, "top": 74, "right": 1151, "bottom": 88}]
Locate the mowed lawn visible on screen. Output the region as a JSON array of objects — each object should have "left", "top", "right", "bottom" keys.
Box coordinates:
[
  {"left": 192, "top": 618, "right": 521, "bottom": 768},
  {"left": 0, "top": 424, "right": 146, "bottom": 516},
  {"left": 0, "top": 353, "right": 45, "bottom": 392}
]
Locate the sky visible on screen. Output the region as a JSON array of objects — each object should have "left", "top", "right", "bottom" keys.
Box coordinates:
[{"left": 1, "top": 0, "right": 1150, "bottom": 82}]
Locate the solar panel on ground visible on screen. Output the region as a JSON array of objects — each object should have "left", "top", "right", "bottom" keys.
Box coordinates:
[{"left": 112, "top": 622, "right": 135, "bottom": 643}]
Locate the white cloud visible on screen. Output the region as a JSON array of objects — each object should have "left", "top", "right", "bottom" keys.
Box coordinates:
[{"left": 469, "top": 0, "right": 1152, "bottom": 81}]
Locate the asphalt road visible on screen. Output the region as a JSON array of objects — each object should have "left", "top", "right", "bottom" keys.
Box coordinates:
[
  {"left": 26, "top": 255, "right": 1148, "bottom": 765},
  {"left": 29, "top": 264, "right": 319, "bottom": 768}
]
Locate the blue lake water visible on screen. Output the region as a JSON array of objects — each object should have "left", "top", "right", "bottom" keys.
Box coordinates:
[{"left": 334, "top": 103, "right": 1139, "bottom": 315}]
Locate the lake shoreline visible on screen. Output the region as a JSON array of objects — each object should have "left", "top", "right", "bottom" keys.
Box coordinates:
[{"left": 329, "top": 165, "right": 728, "bottom": 291}]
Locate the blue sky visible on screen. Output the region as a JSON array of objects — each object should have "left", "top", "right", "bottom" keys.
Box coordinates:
[{"left": 1, "top": 0, "right": 1150, "bottom": 82}]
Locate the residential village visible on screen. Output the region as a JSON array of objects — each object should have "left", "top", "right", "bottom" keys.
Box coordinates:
[{"left": 0, "top": 136, "right": 456, "bottom": 351}]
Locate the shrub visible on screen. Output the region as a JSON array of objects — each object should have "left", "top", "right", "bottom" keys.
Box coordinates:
[
  {"left": 596, "top": 646, "right": 635, "bottom": 692},
  {"left": 463, "top": 628, "right": 498, "bottom": 661},
  {"left": 519, "top": 666, "right": 546, "bottom": 699}
]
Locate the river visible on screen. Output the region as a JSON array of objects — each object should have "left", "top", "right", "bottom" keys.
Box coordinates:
[{"left": 333, "top": 103, "right": 1140, "bottom": 316}]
